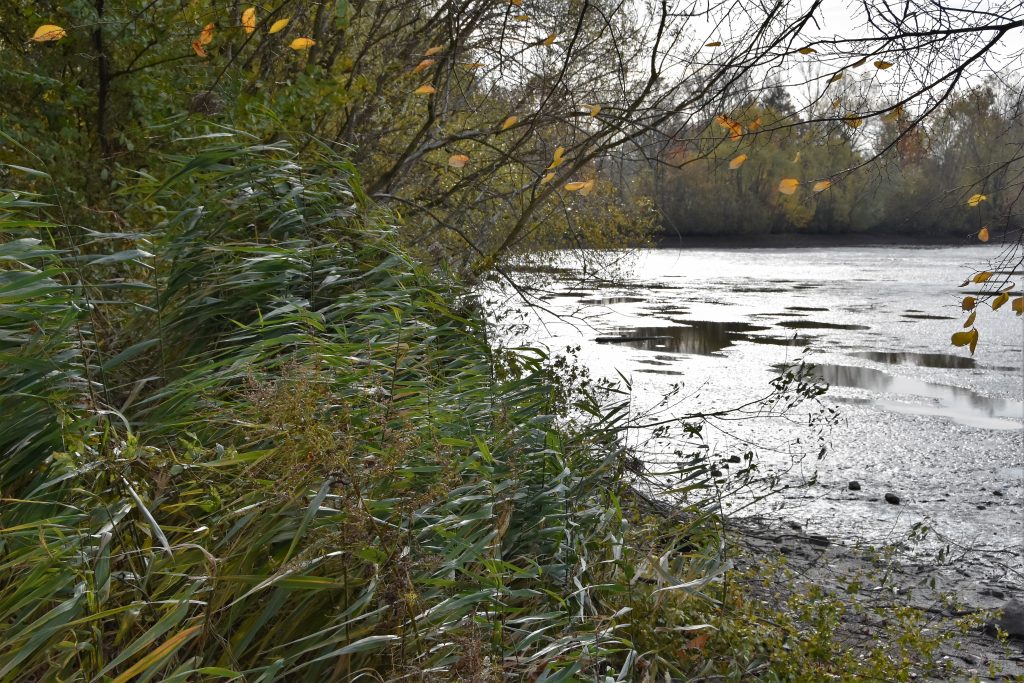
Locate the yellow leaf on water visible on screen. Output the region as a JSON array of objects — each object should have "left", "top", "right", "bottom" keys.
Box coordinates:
[
  {"left": 242, "top": 7, "right": 256, "bottom": 34},
  {"left": 729, "top": 154, "right": 747, "bottom": 169},
  {"left": 967, "top": 193, "right": 987, "bottom": 207},
  {"left": 501, "top": 115, "right": 518, "bottom": 130},
  {"left": 542, "top": 33, "right": 557, "bottom": 46},
  {"left": 413, "top": 59, "right": 436, "bottom": 73},
  {"left": 1012, "top": 297, "right": 1023, "bottom": 315},
  {"left": 873, "top": 60, "right": 893, "bottom": 69},
  {"left": 289, "top": 37, "right": 315, "bottom": 50},
  {"left": 191, "top": 40, "right": 207, "bottom": 57},
  {"left": 992, "top": 291, "right": 1010, "bottom": 310},
  {"left": 588, "top": 104, "right": 601, "bottom": 117},
  {"left": 962, "top": 296, "right": 976, "bottom": 311},
  {"left": 413, "top": 84, "right": 437, "bottom": 95},
  {"left": 798, "top": 47, "right": 816, "bottom": 54},
  {"left": 705, "top": 41, "right": 722, "bottom": 47},
  {"left": 778, "top": 178, "right": 799, "bottom": 195},
  {"left": 547, "top": 146, "right": 566, "bottom": 169},
  {"left": 269, "top": 18, "right": 289, "bottom": 34},
  {"left": 978, "top": 227, "right": 989, "bottom": 242},
  {"left": 963, "top": 311, "right": 976, "bottom": 328},
  {"left": 540, "top": 172, "right": 555, "bottom": 185},
  {"left": 812, "top": 180, "right": 832, "bottom": 192},
  {"left": 32, "top": 24, "right": 66, "bottom": 42},
  {"left": 951, "top": 330, "right": 972, "bottom": 347},
  {"left": 448, "top": 154, "right": 469, "bottom": 168},
  {"left": 199, "top": 23, "right": 215, "bottom": 45},
  {"left": 425, "top": 45, "right": 444, "bottom": 56},
  {"left": 972, "top": 271, "right": 993, "bottom": 283}
]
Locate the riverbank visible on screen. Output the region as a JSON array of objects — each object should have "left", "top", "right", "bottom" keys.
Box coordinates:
[{"left": 730, "top": 515, "right": 1024, "bottom": 681}]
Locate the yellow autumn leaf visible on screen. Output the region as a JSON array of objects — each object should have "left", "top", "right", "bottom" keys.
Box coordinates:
[
  {"left": 547, "top": 146, "right": 565, "bottom": 169},
  {"left": 831, "top": 98, "right": 842, "bottom": 109},
  {"left": 413, "top": 84, "right": 437, "bottom": 95},
  {"left": 778, "top": 178, "right": 799, "bottom": 195},
  {"left": 873, "top": 60, "right": 893, "bottom": 69},
  {"left": 978, "top": 226, "right": 989, "bottom": 242},
  {"left": 501, "top": 115, "right": 518, "bottom": 130},
  {"left": 963, "top": 311, "right": 976, "bottom": 328},
  {"left": 578, "top": 178, "right": 595, "bottom": 196},
  {"left": 798, "top": 47, "right": 816, "bottom": 55},
  {"left": 542, "top": 33, "right": 557, "bottom": 46},
  {"left": 191, "top": 40, "right": 207, "bottom": 57},
  {"left": 792, "top": 151, "right": 801, "bottom": 164},
  {"left": 289, "top": 37, "right": 315, "bottom": 50},
  {"left": 564, "top": 181, "right": 588, "bottom": 191},
  {"left": 883, "top": 104, "right": 903, "bottom": 121},
  {"left": 729, "top": 154, "right": 747, "bottom": 169},
  {"left": 828, "top": 71, "right": 844, "bottom": 84},
  {"left": 510, "top": 0, "right": 523, "bottom": 5},
  {"left": 199, "top": 23, "right": 215, "bottom": 45},
  {"left": 972, "top": 271, "right": 993, "bottom": 283},
  {"left": 969, "top": 328, "right": 979, "bottom": 354},
  {"left": 1012, "top": 296, "right": 1023, "bottom": 315},
  {"left": 967, "top": 193, "right": 987, "bottom": 207},
  {"left": 962, "top": 296, "right": 976, "bottom": 311},
  {"left": 269, "top": 18, "right": 289, "bottom": 34},
  {"left": 951, "top": 330, "right": 973, "bottom": 347},
  {"left": 588, "top": 104, "right": 601, "bottom": 117},
  {"left": 447, "top": 154, "right": 469, "bottom": 168},
  {"left": 32, "top": 24, "right": 66, "bottom": 42},
  {"left": 464, "top": 62, "right": 485, "bottom": 69},
  {"left": 843, "top": 115, "right": 863, "bottom": 129},
  {"left": 992, "top": 291, "right": 1010, "bottom": 310},
  {"left": 540, "top": 172, "right": 555, "bottom": 185},
  {"left": 242, "top": 7, "right": 256, "bottom": 34},
  {"left": 850, "top": 56, "right": 867, "bottom": 67},
  {"left": 424, "top": 45, "right": 444, "bottom": 56},
  {"left": 714, "top": 115, "right": 743, "bottom": 140},
  {"left": 413, "top": 59, "right": 436, "bottom": 73},
  {"left": 705, "top": 41, "right": 722, "bottom": 47},
  {"left": 514, "top": 14, "right": 530, "bottom": 21},
  {"left": 748, "top": 116, "right": 762, "bottom": 131},
  {"left": 812, "top": 179, "right": 832, "bottom": 192}
]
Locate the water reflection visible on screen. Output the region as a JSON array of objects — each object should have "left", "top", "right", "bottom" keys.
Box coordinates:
[
  {"left": 596, "top": 321, "right": 768, "bottom": 355},
  {"left": 578, "top": 296, "right": 646, "bottom": 305},
  {"left": 780, "top": 320, "right": 871, "bottom": 330},
  {"left": 799, "top": 363, "right": 1023, "bottom": 430},
  {"left": 850, "top": 351, "right": 976, "bottom": 369}
]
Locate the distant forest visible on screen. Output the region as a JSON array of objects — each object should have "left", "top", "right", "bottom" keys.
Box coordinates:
[{"left": 639, "top": 82, "right": 1021, "bottom": 240}]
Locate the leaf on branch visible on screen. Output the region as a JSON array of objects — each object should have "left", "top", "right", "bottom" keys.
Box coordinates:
[
  {"left": 464, "top": 62, "right": 485, "bottom": 69},
  {"left": 778, "top": 178, "right": 799, "bottom": 195},
  {"left": 540, "top": 172, "right": 555, "bottom": 185},
  {"left": 792, "top": 151, "right": 801, "bottom": 164},
  {"left": 729, "top": 154, "right": 747, "bottom": 169},
  {"left": 425, "top": 45, "right": 444, "bottom": 56},
  {"left": 812, "top": 180, "right": 832, "bottom": 192},
  {"left": 978, "top": 226, "right": 989, "bottom": 242},
  {"left": 748, "top": 116, "right": 762, "bottom": 131},
  {"left": 547, "top": 146, "right": 566, "bottom": 169},
  {"left": 843, "top": 115, "right": 863, "bottom": 129},
  {"left": 828, "top": 71, "right": 844, "bottom": 84},
  {"left": 289, "top": 37, "right": 316, "bottom": 50},
  {"left": 972, "top": 271, "right": 993, "bottom": 284},
  {"left": 967, "top": 193, "right": 987, "bottom": 207},
  {"left": 542, "top": 33, "right": 557, "bottom": 46},
  {"left": 831, "top": 98, "right": 842, "bottom": 109},
  {"left": 714, "top": 115, "right": 742, "bottom": 140},
  {"left": 32, "top": 24, "right": 67, "bottom": 42},
  {"left": 883, "top": 104, "right": 903, "bottom": 121},
  {"left": 448, "top": 154, "right": 469, "bottom": 168},
  {"left": 1012, "top": 297, "right": 1023, "bottom": 315},
  {"left": 873, "top": 60, "right": 894, "bottom": 69},
  {"left": 514, "top": 15, "right": 530, "bottom": 21},
  {"left": 413, "top": 84, "right": 437, "bottom": 95},
  {"left": 199, "top": 23, "right": 215, "bottom": 45},
  {"left": 992, "top": 292, "right": 1010, "bottom": 310},
  {"left": 951, "top": 330, "right": 972, "bottom": 347},
  {"left": 588, "top": 104, "right": 601, "bottom": 117},
  {"left": 962, "top": 296, "right": 976, "bottom": 311},
  {"left": 798, "top": 47, "right": 816, "bottom": 54},
  {"left": 850, "top": 56, "right": 867, "bottom": 67},
  {"left": 191, "top": 40, "right": 207, "bottom": 57},
  {"left": 970, "top": 328, "right": 979, "bottom": 354},
  {"left": 269, "top": 18, "right": 289, "bottom": 34},
  {"left": 963, "top": 311, "right": 976, "bottom": 328},
  {"left": 705, "top": 41, "right": 722, "bottom": 47},
  {"left": 511, "top": 0, "right": 523, "bottom": 4},
  {"left": 413, "top": 59, "right": 436, "bottom": 73},
  {"left": 564, "top": 181, "right": 588, "bottom": 191},
  {"left": 501, "top": 115, "right": 518, "bottom": 130},
  {"left": 242, "top": 7, "right": 256, "bottom": 34}
]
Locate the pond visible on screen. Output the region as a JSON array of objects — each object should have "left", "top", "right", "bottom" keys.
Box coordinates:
[{"left": 493, "top": 246, "right": 1024, "bottom": 565}]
